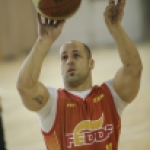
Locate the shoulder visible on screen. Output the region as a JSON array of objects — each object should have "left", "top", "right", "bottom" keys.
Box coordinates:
[
  {"left": 35, "top": 86, "right": 59, "bottom": 133},
  {"left": 36, "top": 86, "right": 58, "bottom": 117},
  {"left": 101, "top": 79, "right": 128, "bottom": 116},
  {"left": 46, "top": 86, "right": 58, "bottom": 96}
]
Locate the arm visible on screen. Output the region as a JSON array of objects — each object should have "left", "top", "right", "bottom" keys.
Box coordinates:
[
  {"left": 104, "top": 0, "right": 143, "bottom": 103},
  {"left": 16, "top": 14, "right": 65, "bottom": 111}
]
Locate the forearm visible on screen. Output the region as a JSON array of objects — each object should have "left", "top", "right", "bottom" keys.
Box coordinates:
[
  {"left": 17, "top": 38, "right": 52, "bottom": 89},
  {"left": 110, "top": 26, "right": 143, "bottom": 75}
]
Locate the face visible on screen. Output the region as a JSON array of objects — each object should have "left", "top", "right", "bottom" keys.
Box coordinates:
[{"left": 60, "top": 41, "right": 94, "bottom": 86}]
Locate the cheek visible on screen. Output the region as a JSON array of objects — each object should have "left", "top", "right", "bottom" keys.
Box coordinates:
[
  {"left": 85, "top": 63, "right": 91, "bottom": 72},
  {"left": 78, "top": 62, "right": 89, "bottom": 72}
]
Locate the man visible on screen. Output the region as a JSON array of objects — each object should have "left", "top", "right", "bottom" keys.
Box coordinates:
[{"left": 16, "top": 0, "right": 143, "bottom": 149}]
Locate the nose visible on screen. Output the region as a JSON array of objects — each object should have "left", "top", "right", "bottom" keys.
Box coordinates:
[{"left": 67, "top": 56, "right": 74, "bottom": 65}]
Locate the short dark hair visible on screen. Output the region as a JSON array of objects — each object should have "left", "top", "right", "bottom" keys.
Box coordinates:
[{"left": 83, "top": 43, "right": 92, "bottom": 59}]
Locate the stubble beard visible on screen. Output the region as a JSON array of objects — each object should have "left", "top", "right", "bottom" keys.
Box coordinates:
[{"left": 64, "top": 71, "right": 90, "bottom": 88}]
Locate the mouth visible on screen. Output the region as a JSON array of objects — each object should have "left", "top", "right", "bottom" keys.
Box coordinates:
[{"left": 67, "top": 68, "right": 76, "bottom": 73}]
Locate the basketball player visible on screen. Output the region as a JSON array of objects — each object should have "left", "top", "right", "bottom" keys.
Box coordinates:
[{"left": 17, "top": 0, "right": 143, "bottom": 149}]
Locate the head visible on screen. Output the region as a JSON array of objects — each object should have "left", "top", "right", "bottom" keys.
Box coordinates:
[{"left": 60, "top": 40, "right": 95, "bottom": 90}]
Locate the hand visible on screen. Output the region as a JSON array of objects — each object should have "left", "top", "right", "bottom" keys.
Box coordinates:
[
  {"left": 104, "top": 0, "right": 126, "bottom": 28},
  {"left": 37, "top": 14, "right": 65, "bottom": 43}
]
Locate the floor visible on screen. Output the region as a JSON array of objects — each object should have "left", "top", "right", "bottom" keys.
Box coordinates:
[{"left": 0, "top": 43, "right": 150, "bottom": 150}]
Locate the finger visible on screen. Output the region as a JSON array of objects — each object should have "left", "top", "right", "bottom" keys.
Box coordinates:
[
  {"left": 117, "top": 0, "right": 126, "bottom": 6},
  {"left": 49, "top": 20, "right": 55, "bottom": 25},
  {"left": 109, "top": 0, "right": 115, "bottom": 5},
  {"left": 56, "top": 20, "right": 65, "bottom": 25},
  {"left": 105, "top": 3, "right": 116, "bottom": 15},
  {"left": 45, "top": 18, "right": 49, "bottom": 25},
  {"left": 118, "top": 0, "right": 125, "bottom": 3},
  {"left": 117, "top": 0, "right": 126, "bottom": 11},
  {"left": 37, "top": 13, "right": 42, "bottom": 25},
  {"left": 55, "top": 20, "right": 65, "bottom": 27}
]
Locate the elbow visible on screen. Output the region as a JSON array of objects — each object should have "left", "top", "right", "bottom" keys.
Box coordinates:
[
  {"left": 140, "top": 64, "right": 143, "bottom": 75},
  {"left": 16, "top": 73, "right": 27, "bottom": 91},
  {"left": 16, "top": 77, "right": 21, "bottom": 90},
  {"left": 136, "top": 61, "right": 143, "bottom": 77},
  {"left": 16, "top": 79, "right": 25, "bottom": 92},
  {"left": 16, "top": 77, "right": 38, "bottom": 93},
  {"left": 134, "top": 64, "right": 143, "bottom": 77},
  {"left": 16, "top": 78, "right": 32, "bottom": 92},
  {"left": 125, "top": 61, "right": 143, "bottom": 77}
]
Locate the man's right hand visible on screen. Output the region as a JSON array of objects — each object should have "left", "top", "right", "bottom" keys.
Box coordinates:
[{"left": 37, "top": 13, "right": 65, "bottom": 44}]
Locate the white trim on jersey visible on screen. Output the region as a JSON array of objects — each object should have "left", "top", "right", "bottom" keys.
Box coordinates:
[
  {"left": 105, "top": 79, "right": 128, "bottom": 116},
  {"left": 36, "top": 79, "right": 128, "bottom": 133}
]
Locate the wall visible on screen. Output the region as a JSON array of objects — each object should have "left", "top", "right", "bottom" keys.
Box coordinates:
[
  {"left": 0, "top": 0, "right": 37, "bottom": 60},
  {"left": 52, "top": 0, "right": 145, "bottom": 50},
  {"left": 0, "top": 0, "right": 146, "bottom": 59}
]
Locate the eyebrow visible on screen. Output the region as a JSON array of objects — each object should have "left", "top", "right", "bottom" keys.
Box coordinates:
[
  {"left": 72, "top": 50, "right": 80, "bottom": 53},
  {"left": 61, "top": 50, "right": 81, "bottom": 55}
]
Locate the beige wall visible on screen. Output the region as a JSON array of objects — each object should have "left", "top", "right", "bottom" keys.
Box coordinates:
[
  {"left": 52, "top": 0, "right": 145, "bottom": 49},
  {"left": 0, "top": 0, "right": 37, "bottom": 60},
  {"left": 0, "top": 0, "right": 146, "bottom": 59}
]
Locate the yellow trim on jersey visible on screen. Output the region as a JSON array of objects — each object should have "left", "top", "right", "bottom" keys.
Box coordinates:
[{"left": 54, "top": 131, "right": 61, "bottom": 150}]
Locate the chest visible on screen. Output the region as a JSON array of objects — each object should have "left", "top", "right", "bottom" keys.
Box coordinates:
[
  {"left": 57, "top": 91, "right": 119, "bottom": 149},
  {"left": 57, "top": 89, "right": 117, "bottom": 130}
]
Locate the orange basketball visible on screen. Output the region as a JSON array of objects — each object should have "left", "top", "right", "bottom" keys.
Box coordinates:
[{"left": 32, "top": 0, "right": 82, "bottom": 20}]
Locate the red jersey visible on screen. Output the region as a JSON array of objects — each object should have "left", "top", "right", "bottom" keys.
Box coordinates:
[{"left": 42, "top": 83, "right": 121, "bottom": 150}]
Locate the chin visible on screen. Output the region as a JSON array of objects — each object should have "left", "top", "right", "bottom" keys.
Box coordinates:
[{"left": 65, "top": 75, "right": 79, "bottom": 83}]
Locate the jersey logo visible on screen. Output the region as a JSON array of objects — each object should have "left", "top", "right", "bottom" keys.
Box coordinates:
[
  {"left": 106, "top": 142, "right": 113, "bottom": 150},
  {"left": 67, "top": 103, "right": 76, "bottom": 107},
  {"left": 66, "top": 114, "right": 113, "bottom": 148},
  {"left": 93, "top": 94, "right": 104, "bottom": 103}
]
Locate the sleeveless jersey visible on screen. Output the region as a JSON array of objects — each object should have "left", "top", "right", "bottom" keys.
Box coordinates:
[{"left": 42, "top": 83, "right": 121, "bottom": 150}]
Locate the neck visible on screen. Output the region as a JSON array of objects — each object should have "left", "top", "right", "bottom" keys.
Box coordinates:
[{"left": 64, "top": 75, "right": 92, "bottom": 91}]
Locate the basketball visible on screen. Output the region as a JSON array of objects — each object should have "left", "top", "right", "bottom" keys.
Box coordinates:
[{"left": 32, "top": 0, "right": 82, "bottom": 20}]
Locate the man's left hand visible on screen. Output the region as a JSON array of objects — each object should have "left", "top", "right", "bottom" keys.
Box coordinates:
[{"left": 104, "top": 0, "right": 126, "bottom": 28}]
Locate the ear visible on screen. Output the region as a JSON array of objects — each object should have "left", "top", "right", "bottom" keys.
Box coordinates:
[{"left": 89, "top": 59, "right": 95, "bottom": 69}]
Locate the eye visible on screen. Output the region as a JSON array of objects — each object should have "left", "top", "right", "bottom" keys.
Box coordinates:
[
  {"left": 73, "top": 53, "right": 80, "bottom": 59},
  {"left": 61, "top": 55, "right": 68, "bottom": 60}
]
